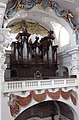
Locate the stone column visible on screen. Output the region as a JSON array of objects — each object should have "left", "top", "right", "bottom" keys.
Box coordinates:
[{"left": 0, "top": 2, "right": 6, "bottom": 28}]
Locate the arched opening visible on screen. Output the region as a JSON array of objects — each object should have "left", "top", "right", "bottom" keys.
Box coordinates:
[
  {"left": 51, "top": 21, "right": 69, "bottom": 48},
  {"left": 15, "top": 100, "right": 74, "bottom": 120},
  {"left": 62, "top": 66, "right": 69, "bottom": 78},
  {"left": 55, "top": 66, "right": 69, "bottom": 78}
]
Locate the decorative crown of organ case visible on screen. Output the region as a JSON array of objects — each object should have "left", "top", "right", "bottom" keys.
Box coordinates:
[{"left": 9, "top": 27, "right": 58, "bottom": 80}]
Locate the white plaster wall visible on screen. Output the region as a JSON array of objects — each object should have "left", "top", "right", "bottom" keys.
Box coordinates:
[
  {"left": 58, "top": 46, "right": 79, "bottom": 78},
  {"left": 1, "top": 94, "right": 14, "bottom": 120}
]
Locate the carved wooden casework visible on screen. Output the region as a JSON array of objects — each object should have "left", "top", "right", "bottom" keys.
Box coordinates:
[{"left": 5, "top": 29, "right": 58, "bottom": 81}]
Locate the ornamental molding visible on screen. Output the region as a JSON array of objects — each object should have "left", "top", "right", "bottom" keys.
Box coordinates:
[
  {"left": 14, "top": 10, "right": 28, "bottom": 19},
  {"left": 0, "top": 2, "right": 6, "bottom": 9},
  {"left": 8, "top": 88, "right": 77, "bottom": 117},
  {"left": 5, "top": 0, "right": 78, "bottom": 31},
  {"left": 65, "top": 0, "right": 76, "bottom": 2},
  {"left": 0, "top": 33, "right": 5, "bottom": 44},
  {"left": 0, "top": 29, "right": 11, "bottom": 70},
  {"left": 0, "top": 28, "right": 12, "bottom": 48}
]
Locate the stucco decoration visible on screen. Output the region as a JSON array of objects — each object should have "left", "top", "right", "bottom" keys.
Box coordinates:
[
  {"left": 0, "top": 33, "right": 5, "bottom": 43},
  {"left": 30, "top": 90, "right": 47, "bottom": 102},
  {"left": 0, "top": 33, "right": 5, "bottom": 55},
  {"left": 51, "top": 1, "right": 76, "bottom": 30},
  {"left": 5, "top": 0, "right": 77, "bottom": 30},
  {"left": 7, "top": 21, "right": 48, "bottom": 36},
  {"left": 0, "top": 29, "right": 11, "bottom": 70},
  {"left": 8, "top": 88, "right": 77, "bottom": 117}
]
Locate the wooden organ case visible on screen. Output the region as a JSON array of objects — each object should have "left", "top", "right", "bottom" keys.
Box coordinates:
[{"left": 5, "top": 28, "right": 58, "bottom": 81}]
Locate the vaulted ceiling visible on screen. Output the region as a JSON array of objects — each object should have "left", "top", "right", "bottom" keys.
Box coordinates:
[
  {"left": 1, "top": 0, "right": 78, "bottom": 49},
  {"left": 1, "top": 0, "right": 79, "bottom": 31},
  {"left": 2, "top": 0, "right": 79, "bottom": 23}
]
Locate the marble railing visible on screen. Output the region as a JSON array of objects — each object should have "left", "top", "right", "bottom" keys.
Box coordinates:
[{"left": 2, "top": 78, "right": 79, "bottom": 93}]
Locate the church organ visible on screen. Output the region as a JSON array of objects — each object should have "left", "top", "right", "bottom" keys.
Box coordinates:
[{"left": 5, "top": 28, "right": 58, "bottom": 81}]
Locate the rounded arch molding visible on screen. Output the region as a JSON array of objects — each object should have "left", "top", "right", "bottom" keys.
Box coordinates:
[
  {"left": 4, "top": 6, "right": 73, "bottom": 34},
  {"left": 3, "top": 6, "right": 75, "bottom": 50}
]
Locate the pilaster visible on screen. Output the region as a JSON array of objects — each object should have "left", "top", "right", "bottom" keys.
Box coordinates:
[{"left": 0, "top": 28, "right": 11, "bottom": 120}]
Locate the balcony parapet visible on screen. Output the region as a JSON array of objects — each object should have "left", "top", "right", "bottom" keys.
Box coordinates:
[{"left": 2, "top": 78, "right": 79, "bottom": 93}]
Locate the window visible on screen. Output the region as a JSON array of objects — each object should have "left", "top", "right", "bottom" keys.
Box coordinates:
[
  {"left": 51, "top": 21, "right": 69, "bottom": 47},
  {"left": 59, "top": 26, "right": 69, "bottom": 47}
]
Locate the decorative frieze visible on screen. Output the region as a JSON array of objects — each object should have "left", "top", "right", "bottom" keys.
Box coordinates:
[{"left": 8, "top": 88, "right": 77, "bottom": 117}]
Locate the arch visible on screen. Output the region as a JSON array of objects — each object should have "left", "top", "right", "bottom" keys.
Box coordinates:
[
  {"left": 3, "top": 1, "right": 76, "bottom": 53},
  {"left": 4, "top": 4, "right": 73, "bottom": 33},
  {"left": 3, "top": 5, "right": 75, "bottom": 52},
  {"left": 15, "top": 100, "right": 75, "bottom": 120},
  {"left": 56, "top": 66, "right": 69, "bottom": 78},
  {"left": 62, "top": 66, "right": 69, "bottom": 78}
]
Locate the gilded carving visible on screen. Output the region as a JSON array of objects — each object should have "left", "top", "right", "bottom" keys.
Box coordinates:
[{"left": 5, "top": 0, "right": 77, "bottom": 30}]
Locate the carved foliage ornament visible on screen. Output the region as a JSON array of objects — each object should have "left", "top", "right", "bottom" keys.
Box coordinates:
[{"left": 8, "top": 88, "right": 77, "bottom": 117}]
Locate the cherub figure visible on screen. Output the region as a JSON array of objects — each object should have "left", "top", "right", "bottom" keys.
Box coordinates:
[{"left": 62, "top": 10, "right": 73, "bottom": 23}]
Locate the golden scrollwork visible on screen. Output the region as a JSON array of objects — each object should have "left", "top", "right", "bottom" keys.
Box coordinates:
[
  {"left": 63, "top": 10, "right": 73, "bottom": 22},
  {"left": 16, "top": 0, "right": 23, "bottom": 11}
]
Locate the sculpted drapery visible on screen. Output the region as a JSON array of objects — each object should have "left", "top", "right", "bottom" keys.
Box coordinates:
[{"left": 8, "top": 88, "right": 77, "bottom": 117}]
